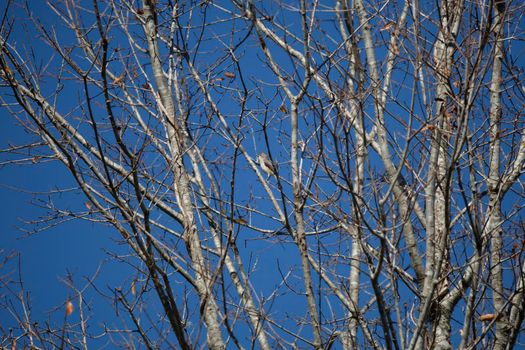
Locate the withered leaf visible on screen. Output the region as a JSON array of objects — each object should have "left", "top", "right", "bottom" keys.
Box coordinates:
[
  {"left": 479, "top": 313, "right": 496, "bottom": 322},
  {"left": 66, "top": 300, "right": 74, "bottom": 316}
]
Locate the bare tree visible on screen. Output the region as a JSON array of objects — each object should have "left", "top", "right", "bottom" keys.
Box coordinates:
[{"left": 1, "top": 0, "right": 524, "bottom": 349}]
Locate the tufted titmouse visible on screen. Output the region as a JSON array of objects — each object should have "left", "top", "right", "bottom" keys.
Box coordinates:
[{"left": 257, "top": 152, "right": 277, "bottom": 177}]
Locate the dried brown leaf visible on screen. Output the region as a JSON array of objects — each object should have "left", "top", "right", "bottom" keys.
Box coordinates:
[
  {"left": 66, "top": 300, "right": 74, "bottom": 316},
  {"left": 381, "top": 21, "right": 395, "bottom": 31},
  {"left": 479, "top": 313, "right": 496, "bottom": 322},
  {"left": 421, "top": 124, "right": 436, "bottom": 133}
]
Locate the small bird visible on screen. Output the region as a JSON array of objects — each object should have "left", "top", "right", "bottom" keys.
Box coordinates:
[{"left": 257, "top": 152, "right": 277, "bottom": 177}]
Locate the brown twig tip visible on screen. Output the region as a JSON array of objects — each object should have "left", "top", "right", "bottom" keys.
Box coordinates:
[{"left": 113, "top": 73, "right": 126, "bottom": 85}]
